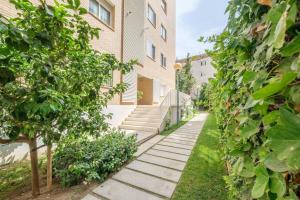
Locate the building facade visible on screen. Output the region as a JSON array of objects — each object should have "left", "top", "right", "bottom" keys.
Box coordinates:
[
  {"left": 178, "top": 54, "right": 216, "bottom": 99},
  {"left": 122, "top": 0, "right": 176, "bottom": 105},
  {"left": 0, "top": 0, "right": 177, "bottom": 165}
]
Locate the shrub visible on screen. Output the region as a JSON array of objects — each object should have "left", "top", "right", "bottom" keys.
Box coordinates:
[
  {"left": 202, "top": 0, "right": 300, "bottom": 199},
  {"left": 53, "top": 130, "right": 137, "bottom": 187}
]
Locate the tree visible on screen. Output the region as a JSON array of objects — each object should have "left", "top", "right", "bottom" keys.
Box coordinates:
[
  {"left": 0, "top": 0, "right": 134, "bottom": 196},
  {"left": 178, "top": 53, "right": 196, "bottom": 95}
]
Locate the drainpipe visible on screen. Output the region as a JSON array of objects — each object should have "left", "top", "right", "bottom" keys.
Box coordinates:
[{"left": 120, "top": 0, "right": 125, "bottom": 104}]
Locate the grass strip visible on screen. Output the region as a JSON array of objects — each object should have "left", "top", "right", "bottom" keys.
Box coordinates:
[{"left": 172, "top": 113, "right": 228, "bottom": 200}]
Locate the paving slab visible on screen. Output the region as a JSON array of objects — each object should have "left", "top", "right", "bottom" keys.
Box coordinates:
[
  {"left": 152, "top": 145, "right": 192, "bottom": 155},
  {"left": 82, "top": 194, "right": 102, "bottom": 200},
  {"left": 159, "top": 141, "right": 194, "bottom": 150},
  {"left": 82, "top": 113, "right": 209, "bottom": 200},
  {"left": 137, "top": 154, "right": 186, "bottom": 171},
  {"left": 163, "top": 138, "right": 195, "bottom": 146},
  {"left": 126, "top": 160, "right": 181, "bottom": 182},
  {"left": 134, "top": 135, "right": 165, "bottom": 157},
  {"left": 113, "top": 168, "right": 176, "bottom": 198},
  {"left": 173, "top": 131, "right": 199, "bottom": 135},
  {"left": 93, "top": 179, "right": 163, "bottom": 200},
  {"left": 146, "top": 149, "right": 189, "bottom": 162},
  {"left": 167, "top": 136, "right": 197, "bottom": 142},
  {"left": 171, "top": 134, "right": 198, "bottom": 139}
]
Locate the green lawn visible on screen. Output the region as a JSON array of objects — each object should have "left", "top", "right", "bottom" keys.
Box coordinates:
[{"left": 172, "top": 114, "right": 228, "bottom": 200}]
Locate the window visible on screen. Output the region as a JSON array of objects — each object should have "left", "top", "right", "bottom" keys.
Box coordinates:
[
  {"left": 89, "top": 0, "right": 112, "bottom": 27},
  {"left": 147, "top": 4, "right": 156, "bottom": 27},
  {"left": 161, "top": 0, "right": 167, "bottom": 13},
  {"left": 89, "top": 0, "right": 99, "bottom": 16},
  {"left": 160, "top": 25, "right": 167, "bottom": 41},
  {"left": 160, "top": 53, "right": 166, "bottom": 68},
  {"left": 147, "top": 40, "right": 156, "bottom": 60},
  {"left": 99, "top": 5, "right": 111, "bottom": 26},
  {"left": 105, "top": 70, "right": 113, "bottom": 87}
]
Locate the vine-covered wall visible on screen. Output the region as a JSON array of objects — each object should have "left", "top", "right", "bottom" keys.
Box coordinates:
[{"left": 205, "top": 0, "right": 300, "bottom": 199}]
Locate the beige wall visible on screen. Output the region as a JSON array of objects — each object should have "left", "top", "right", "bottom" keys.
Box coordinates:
[
  {"left": 141, "top": 0, "right": 176, "bottom": 90},
  {"left": 122, "top": 0, "right": 176, "bottom": 104},
  {"left": 0, "top": 0, "right": 122, "bottom": 104}
]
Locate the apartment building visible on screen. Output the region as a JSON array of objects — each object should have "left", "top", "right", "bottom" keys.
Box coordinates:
[
  {"left": 0, "top": 0, "right": 178, "bottom": 165},
  {"left": 0, "top": 0, "right": 176, "bottom": 121},
  {"left": 178, "top": 54, "right": 216, "bottom": 99},
  {"left": 122, "top": 0, "right": 176, "bottom": 105}
]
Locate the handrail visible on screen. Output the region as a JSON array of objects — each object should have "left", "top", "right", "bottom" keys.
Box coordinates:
[
  {"left": 159, "top": 89, "right": 173, "bottom": 120},
  {"left": 159, "top": 89, "right": 192, "bottom": 122}
]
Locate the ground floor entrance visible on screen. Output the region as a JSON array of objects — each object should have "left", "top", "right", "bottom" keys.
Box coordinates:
[{"left": 137, "top": 75, "right": 153, "bottom": 105}]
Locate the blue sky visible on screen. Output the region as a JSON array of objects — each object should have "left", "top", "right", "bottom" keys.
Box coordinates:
[{"left": 176, "top": 0, "right": 229, "bottom": 59}]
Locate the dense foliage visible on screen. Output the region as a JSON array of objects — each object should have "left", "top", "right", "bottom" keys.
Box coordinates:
[
  {"left": 53, "top": 131, "right": 137, "bottom": 187},
  {"left": 203, "top": 0, "right": 300, "bottom": 199},
  {"left": 195, "top": 83, "right": 209, "bottom": 109},
  {"left": 0, "top": 0, "right": 133, "bottom": 195},
  {"left": 178, "top": 54, "right": 196, "bottom": 95}
]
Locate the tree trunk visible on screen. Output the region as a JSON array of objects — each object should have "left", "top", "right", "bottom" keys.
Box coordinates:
[
  {"left": 47, "top": 144, "right": 52, "bottom": 192},
  {"left": 28, "top": 138, "right": 40, "bottom": 197}
]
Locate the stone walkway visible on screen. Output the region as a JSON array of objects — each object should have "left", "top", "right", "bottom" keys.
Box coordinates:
[{"left": 82, "top": 113, "right": 208, "bottom": 200}]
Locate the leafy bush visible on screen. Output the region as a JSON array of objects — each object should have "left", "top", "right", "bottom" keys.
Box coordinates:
[
  {"left": 202, "top": 0, "right": 300, "bottom": 199},
  {"left": 53, "top": 130, "right": 137, "bottom": 187},
  {"left": 195, "top": 83, "right": 209, "bottom": 109}
]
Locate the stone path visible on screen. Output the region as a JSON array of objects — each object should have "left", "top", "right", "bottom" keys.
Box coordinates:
[{"left": 82, "top": 113, "right": 208, "bottom": 200}]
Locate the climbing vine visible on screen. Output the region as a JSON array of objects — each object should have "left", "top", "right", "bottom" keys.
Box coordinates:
[{"left": 202, "top": 0, "right": 300, "bottom": 199}]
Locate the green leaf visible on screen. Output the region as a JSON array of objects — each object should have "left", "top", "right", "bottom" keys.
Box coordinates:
[
  {"left": 244, "top": 96, "right": 260, "bottom": 109},
  {"left": 266, "top": 3, "right": 286, "bottom": 25},
  {"left": 278, "top": 190, "right": 298, "bottom": 200},
  {"left": 240, "top": 119, "right": 260, "bottom": 139},
  {"left": 273, "top": 10, "right": 287, "bottom": 49},
  {"left": 79, "top": 8, "right": 87, "bottom": 15},
  {"left": 74, "top": 0, "right": 80, "bottom": 9},
  {"left": 251, "top": 166, "right": 269, "bottom": 199},
  {"left": 239, "top": 158, "right": 255, "bottom": 178},
  {"left": 252, "top": 72, "right": 297, "bottom": 100},
  {"left": 262, "top": 111, "right": 280, "bottom": 126},
  {"left": 264, "top": 153, "right": 289, "bottom": 172},
  {"left": 267, "top": 109, "right": 300, "bottom": 170},
  {"left": 270, "top": 173, "right": 286, "bottom": 197},
  {"left": 281, "top": 34, "right": 300, "bottom": 57},
  {"left": 0, "top": 47, "right": 10, "bottom": 59},
  {"left": 286, "top": 1, "right": 297, "bottom": 28},
  {"left": 243, "top": 71, "right": 256, "bottom": 84}
]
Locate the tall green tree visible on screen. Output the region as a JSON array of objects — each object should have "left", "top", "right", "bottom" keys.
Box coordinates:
[
  {"left": 202, "top": 0, "right": 300, "bottom": 199},
  {"left": 0, "top": 0, "right": 133, "bottom": 196},
  {"left": 178, "top": 53, "right": 196, "bottom": 95}
]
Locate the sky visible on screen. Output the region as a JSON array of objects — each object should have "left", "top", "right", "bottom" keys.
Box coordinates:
[{"left": 176, "top": 0, "right": 229, "bottom": 59}]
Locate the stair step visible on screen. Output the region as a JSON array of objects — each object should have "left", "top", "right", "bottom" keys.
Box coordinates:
[
  {"left": 129, "top": 113, "right": 160, "bottom": 118},
  {"left": 120, "top": 125, "right": 158, "bottom": 133},
  {"left": 134, "top": 107, "right": 160, "bottom": 111},
  {"left": 136, "top": 105, "right": 159, "bottom": 108},
  {"left": 123, "top": 121, "right": 160, "bottom": 127},
  {"left": 125, "top": 117, "right": 161, "bottom": 123},
  {"left": 132, "top": 110, "right": 161, "bottom": 114}
]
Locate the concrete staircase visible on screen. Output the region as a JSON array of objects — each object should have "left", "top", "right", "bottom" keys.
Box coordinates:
[{"left": 119, "top": 105, "right": 162, "bottom": 145}]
